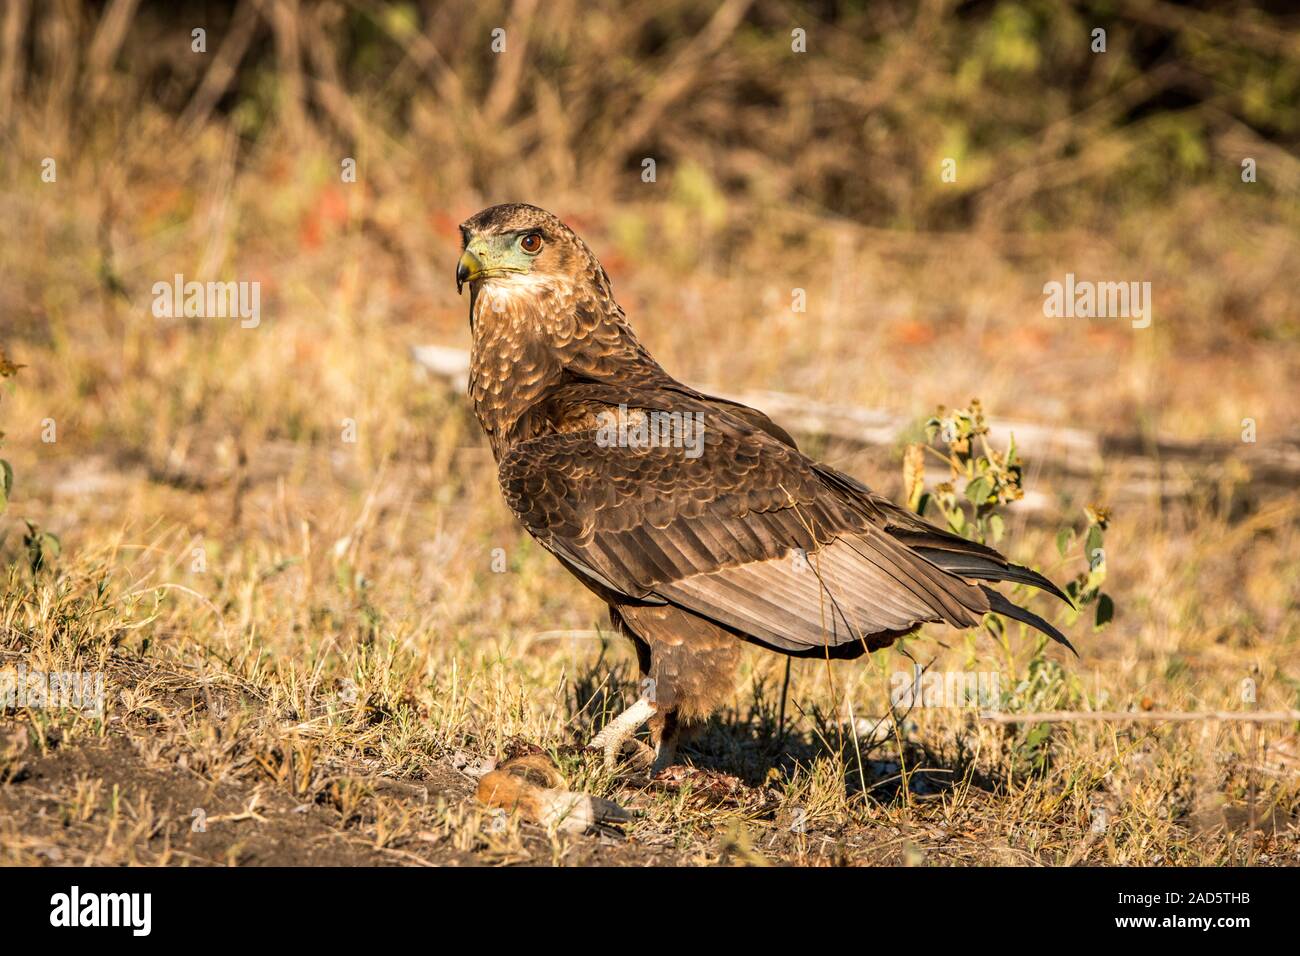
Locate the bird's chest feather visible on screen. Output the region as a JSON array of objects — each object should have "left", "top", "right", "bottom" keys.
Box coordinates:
[
  {"left": 467, "top": 278, "right": 620, "bottom": 454},
  {"left": 468, "top": 307, "right": 562, "bottom": 456}
]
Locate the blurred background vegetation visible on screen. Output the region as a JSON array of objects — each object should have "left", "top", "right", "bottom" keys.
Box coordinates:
[
  {"left": 2, "top": 0, "right": 1297, "bottom": 434},
  {"left": 7, "top": 0, "right": 1297, "bottom": 224}
]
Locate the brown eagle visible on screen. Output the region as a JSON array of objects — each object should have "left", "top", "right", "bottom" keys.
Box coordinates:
[{"left": 457, "top": 203, "right": 1072, "bottom": 774}]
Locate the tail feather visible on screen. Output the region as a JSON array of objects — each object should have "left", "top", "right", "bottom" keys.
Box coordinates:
[
  {"left": 981, "top": 586, "right": 1077, "bottom": 655},
  {"left": 914, "top": 549, "right": 1075, "bottom": 609}
]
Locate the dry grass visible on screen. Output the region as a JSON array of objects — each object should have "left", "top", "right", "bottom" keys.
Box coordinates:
[{"left": 0, "top": 0, "right": 1297, "bottom": 866}]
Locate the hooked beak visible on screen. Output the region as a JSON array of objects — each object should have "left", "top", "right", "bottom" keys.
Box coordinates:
[{"left": 456, "top": 247, "right": 483, "bottom": 295}]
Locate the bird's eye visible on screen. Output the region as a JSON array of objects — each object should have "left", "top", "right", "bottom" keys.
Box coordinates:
[{"left": 519, "top": 233, "right": 543, "bottom": 255}]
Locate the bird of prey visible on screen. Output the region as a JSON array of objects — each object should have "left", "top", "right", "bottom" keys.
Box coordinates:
[{"left": 457, "top": 202, "right": 1073, "bottom": 774}]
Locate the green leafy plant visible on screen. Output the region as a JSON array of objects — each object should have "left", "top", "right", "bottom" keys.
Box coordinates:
[
  {"left": 1, "top": 347, "right": 61, "bottom": 573},
  {"left": 1056, "top": 506, "right": 1114, "bottom": 631},
  {"left": 0, "top": 346, "right": 21, "bottom": 519},
  {"left": 907, "top": 399, "right": 1115, "bottom": 777},
  {"left": 23, "top": 521, "right": 62, "bottom": 574},
  {"left": 914, "top": 399, "right": 1022, "bottom": 545},
  {"left": 909, "top": 398, "right": 1117, "bottom": 634}
]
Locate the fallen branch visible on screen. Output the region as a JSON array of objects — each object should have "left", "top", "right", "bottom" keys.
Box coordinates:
[
  {"left": 979, "top": 710, "right": 1300, "bottom": 724},
  {"left": 411, "top": 344, "right": 1300, "bottom": 503},
  {"left": 412, "top": 343, "right": 1092, "bottom": 463}
]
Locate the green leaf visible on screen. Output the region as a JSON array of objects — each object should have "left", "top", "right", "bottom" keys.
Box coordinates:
[
  {"left": 965, "top": 476, "right": 993, "bottom": 504},
  {"left": 1094, "top": 593, "right": 1115, "bottom": 629},
  {"left": 1085, "top": 524, "right": 1104, "bottom": 562},
  {"left": 1056, "top": 527, "right": 1074, "bottom": 558},
  {"left": 988, "top": 513, "right": 1005, "bottom": 543},
  {"left": 1024, "top": 723, "right": 1051, "bottom": 748},
  {"left": 24, "top": 524, "right": 61, "bottom": 573}
]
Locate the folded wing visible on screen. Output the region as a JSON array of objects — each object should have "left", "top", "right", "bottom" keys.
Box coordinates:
[{"left": 499, "top": 387, "right": 1072, "bottom": 655}]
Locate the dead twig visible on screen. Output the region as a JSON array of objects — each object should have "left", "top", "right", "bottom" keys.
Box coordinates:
[{"left": 980, "top": 710, "right": 1300, "bottom": 724}]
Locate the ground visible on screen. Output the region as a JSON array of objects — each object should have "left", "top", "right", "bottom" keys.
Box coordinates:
[{"left": 2, "top": 164, "right": 1297, "bottom": 863}]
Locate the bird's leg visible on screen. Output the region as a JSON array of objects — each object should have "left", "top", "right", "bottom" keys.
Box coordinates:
[
  {"left": 650, "top": 709, "right": 680, "bottom": 777},
  {"left": 587, "top": 697, "right": 655, "bottom": 769}
]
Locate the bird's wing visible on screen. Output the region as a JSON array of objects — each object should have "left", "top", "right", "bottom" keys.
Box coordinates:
[
  {"left": 815, "top": 463, "right": 1074, "bottom": 605},
  {"left": 497, "top": 389, "right": 1050, "bottom": 654}
]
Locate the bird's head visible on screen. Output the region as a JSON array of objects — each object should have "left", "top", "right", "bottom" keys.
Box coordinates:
[{"left": 456, "top": 203, "right": 597, "bottom": 302}]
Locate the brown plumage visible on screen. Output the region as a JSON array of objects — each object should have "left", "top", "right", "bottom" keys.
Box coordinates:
[{"left": 457, "top": 202, "right": 1073, "bottom": 772}]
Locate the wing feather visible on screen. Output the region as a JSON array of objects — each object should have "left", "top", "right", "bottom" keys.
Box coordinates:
[{"left": 500, "top": 385, "right": 1069, "bottom": 654}]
